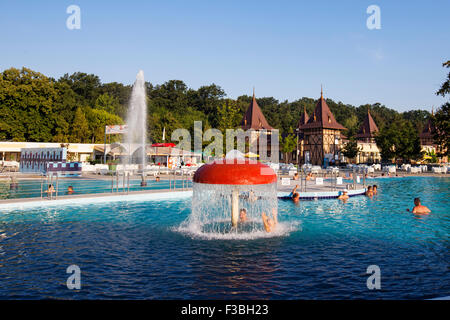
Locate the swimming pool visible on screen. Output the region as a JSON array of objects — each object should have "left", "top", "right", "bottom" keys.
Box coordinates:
[
  {"left": 0, "top": 178, "right": 192, "bottom": 199},
  {"left": 0, "top": 176, "right": 448, "bottom": 299}
]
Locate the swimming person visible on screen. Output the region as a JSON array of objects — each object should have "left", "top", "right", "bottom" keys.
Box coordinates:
[
  {"left": 261, "top": 208, "right": 278, "bottom": 232},
  {"left": 45, "top": 184, "right": 55, "bottom": 194},
  {"left": 293, "top": 172, "right": 299, "bottom": 181},
  {"left": 67, "top": 186, "right": 74, "bottom": 194},
  {"left": 365, "top": 186, "right": 373, "bottom": 197},
  {"left": 239, "top": 208, "right": 248, "bottom": 223},
  {"left": 373, "top": 185, "right": 378, "bottom": 194},
  {"left": 407, "top": 198, "right": 431, "bottom": 215},
  {"left": 338, "top": 190, "right": 349, "bottom": 201},
  {"left": 155, "top": 176, "right": 160, "bottom": 182},
  {"left": 289, "top": 185, "right": 300, "bottom": 204}
]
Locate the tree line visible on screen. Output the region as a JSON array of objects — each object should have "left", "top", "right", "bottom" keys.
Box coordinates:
[{"left": 0, "top": 65, "right": 448, "bottom": 162}]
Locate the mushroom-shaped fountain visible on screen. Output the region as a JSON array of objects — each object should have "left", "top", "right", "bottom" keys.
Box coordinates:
[{"left": 180, "top": 151, "right": 279, "bottom": 239}]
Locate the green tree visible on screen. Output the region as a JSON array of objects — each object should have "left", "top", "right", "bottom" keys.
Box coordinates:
[
  {"left": 0, "top": 67, "right": 59, "bottom": 141},
  {"left": 434, "top": 61, "right": 450, "bottom": 157},
  {"left": 217, "top": 99, "right": 241, "bottom": 133},
  {"left": 85, "top": 108, "right": 123, "bottom": 143},
  {"left": 375, "top": 119, "right": 423, "bottom": 163},
  {"left": 343, "top": 114, "right": 359, "bottom": 139},
  {"left": 281, "top": 131, "right": 297, "bottom": 164},
  {"left": 59, "top": 72, "right": 101, "bottom": 104},
  {"left": 341, "top": 139, "right": 360, "bottom": 162},
  {"left": 95, "top": 93, "right": 120, "bottom": 114},
  {"left": 433, "top": 103, "right": 449, "bottom": 157},
  {"left": 71, "top": 107, "right": 90, "bottom": 143}
]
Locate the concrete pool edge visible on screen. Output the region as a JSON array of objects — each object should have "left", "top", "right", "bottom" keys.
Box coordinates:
[{"left": 0, "top": 189, "right": 193, "bottom": 211}]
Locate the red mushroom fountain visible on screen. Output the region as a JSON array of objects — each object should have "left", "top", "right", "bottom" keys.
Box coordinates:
[{"left": 191, "top": 157, "right": 277, "bottom": 233}]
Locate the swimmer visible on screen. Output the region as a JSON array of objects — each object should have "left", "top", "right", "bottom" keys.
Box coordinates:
[
  {"left": 338, "top": 190, "right": 349, "bottom": 201},
  {"left": 45, "top": 184, "right": 55, "bottom": 194},
  {"left": 261, "top": 208, "right": 278, "bottom": 233},
  {"left": 365, "top": 186, "right": 373, "bottom": 197},
  {"left": 293, "top": 172, "right": 299, "bottom": 181},
  {"left": 239, "top": 208, "right": 248, "bottom": 223},
  {"left": 407, "top": 198, "right": 431, "bottom": 215},
  {"left": 155, "top": 176, "right": 160, "bottom": 182},
  {"left": 306, "top": 172, "right": 314, "bottom": 181},
  {"left": 372, "top": 185, "right": 378, "bottom": 194},
  {"left": 289, "top": 185, "right": 300, "bottom": 204},
  {"left": 67, "top": 186, "right": 74, "bottom": 194}
]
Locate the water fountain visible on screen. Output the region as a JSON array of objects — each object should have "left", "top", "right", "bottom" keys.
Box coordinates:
[
  {"left": 179, "top": 152, "right": 289, "bottom": 239},
  {"left": 124, "top": 70, "right": 147, "bottom": 185}
]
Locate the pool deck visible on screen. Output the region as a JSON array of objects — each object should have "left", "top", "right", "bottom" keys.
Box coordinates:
[{"left": 0, "top": 188, "right": 193, "bottom": 210}]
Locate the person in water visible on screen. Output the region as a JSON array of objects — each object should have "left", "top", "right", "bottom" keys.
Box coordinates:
[
  {"left": 372, "top": 185, "right": 378, "bottom": 194},
  {"left": 67, "top": 186, "right": 74, "bottom": 194},
  {"left": 239, "top": 208, "right": 248, "bottom": 223},
  {"left": 338, "top": 190, "right": 349, "bottom": 201},
  {"left": 365, "top": 186, "right": 373, "bottom": 197},
  {"left": 407, "top": 198, "right": 431, "bottom": 215},
  {"left": 293, "top": 172, "right": 299, "bottom": 181},
  {"left": 289, "top": 185, "right": 300, "bottom": 204},
  {"left": 262, "top": 208, "right": 278, "bottom": 233},
  {"left": 45, "top": 184, "right": 55, "bottom": 194},
  {"left": 155, "top": 176, "right": 160, "bottom": 182}
]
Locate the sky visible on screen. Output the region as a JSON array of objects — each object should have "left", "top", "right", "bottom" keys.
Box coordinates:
[{"left": 0, "top": 0, "right": 449, "bottom": 112}]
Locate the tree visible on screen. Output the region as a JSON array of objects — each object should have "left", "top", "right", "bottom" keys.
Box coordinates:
[
  {"left": 85, "top": 108, "right": 123, "bottom": 143},
  {"left": 343, "top": 115, "right": 359, "bottom": 139},
  {"left": 216, "top": 99, "right": 241, "bottom": 133},
  {"left": 95, "top": 93, "right": 120, "bottom": 114},
  {"left": 433, "top": 103, "right": 449, "bottom": 157},
  {"left": 0, "top": 67, "right": 60, "bottom": 141},
  {"left": 436, "top": 60, "right": 450, "bottom": 97},
  {"left": 59, "top": 72, "right": 101, "bottom": 104},
  {"left": 341, "top": 139, "right": 360, "bottom": 162},
  {"left": 281, "top": 132, "right": 297, "bottom": 164},
  {"left": 71, "top": 107, "right": 90, "bottom": 143},
  {"left": 434, "top": 61, "right": 450, "bottom": 157},
  {"left": 394, "top": 121, "right": 423, "bottom": 162},
  {"left": 375, "top": 119, "right": 423, "bottom": 163}
]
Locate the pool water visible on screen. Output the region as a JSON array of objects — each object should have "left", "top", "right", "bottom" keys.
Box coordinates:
[
  {"left": 0, "top": 176, "right": 448, "bottom": 299},
  {"left": 0, "top": 178, "right": 192, "bottom": 199}
]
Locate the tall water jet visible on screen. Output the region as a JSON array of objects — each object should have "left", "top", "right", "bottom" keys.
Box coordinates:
[{"left": 125, "top": 70, "right": 147, "bottom": 180}]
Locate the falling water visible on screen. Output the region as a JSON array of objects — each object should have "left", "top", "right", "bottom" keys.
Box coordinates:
[
  {"left": 125, "top": 70, "right": 147, "bottom": 168},
  {"left": 177, "top": 182, "right": 298, "bottom": 240}
]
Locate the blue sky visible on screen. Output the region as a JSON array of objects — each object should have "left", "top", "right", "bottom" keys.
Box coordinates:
[{"left": 0, "top": 0, "right": 449, "bottom": 111}]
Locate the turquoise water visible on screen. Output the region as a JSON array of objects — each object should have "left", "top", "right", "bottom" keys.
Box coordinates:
[
  {"left": 0, "top": 178, "right": 192, "bottom": 199},
  {"left": 0, "top": 176, "right": 448, "bottom": 299}
]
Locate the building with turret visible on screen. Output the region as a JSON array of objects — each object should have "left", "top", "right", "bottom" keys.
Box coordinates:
[
  {"left": 298, "top": 88, "right": 346, "bottom": 166},
  {"left": 355, "top": 110, "right": 381, "bottom": 163},
  {"left": 240, "top": 90, "right": 274, "bottom": 158}
]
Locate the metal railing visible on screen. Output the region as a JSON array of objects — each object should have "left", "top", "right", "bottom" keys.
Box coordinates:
[
  {"left": 289, "top": 166, "right": 367, "bottom": 193},
  {"left": 0, "top": 168, "right": 194, "bottom": 201}
]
